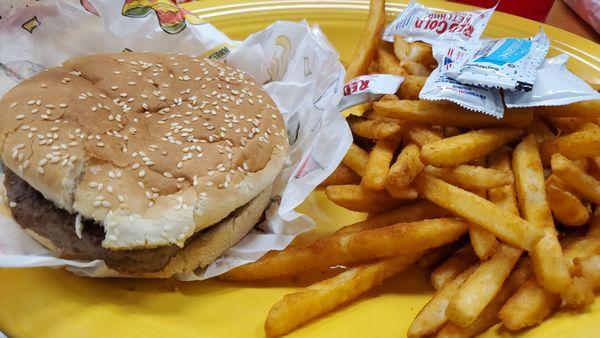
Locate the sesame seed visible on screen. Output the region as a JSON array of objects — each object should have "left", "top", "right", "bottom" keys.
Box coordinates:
[
  {"left": 10, "top": 102, "right": 18, "bottom": 107},
  {"left": 102, "top": 201, "right": 111, "bottom": 208},
  {"left": 96, "top": 142, "right": 105, "bottom": 147},
  {"left": 139, "top": 170, "right": 146, "bottom": 178},
  {"left": 14, "top": 114, "right": 25, "bottom": 120},
  {"left": 59, "top": 103, "right": 68, "bottom": 108},
  {"left": 206, "top": 181, "right": 213, "bottom": 187},
  {"left": 36, "top": 166, "right": 45, "bottom": 174}
]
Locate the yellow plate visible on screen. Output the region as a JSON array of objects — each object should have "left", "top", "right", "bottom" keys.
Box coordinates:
[{"left": 1, "top": 1, "right": 599, "bottom": 337}]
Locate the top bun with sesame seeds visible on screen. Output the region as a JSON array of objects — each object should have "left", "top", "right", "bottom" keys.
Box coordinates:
[{"left": 0, "top": 52, "right": 289, "bottom": 257}]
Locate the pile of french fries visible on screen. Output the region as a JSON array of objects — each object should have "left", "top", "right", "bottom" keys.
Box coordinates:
[{"left": 220, "top": 0, "right": 600, "bottom": 336}]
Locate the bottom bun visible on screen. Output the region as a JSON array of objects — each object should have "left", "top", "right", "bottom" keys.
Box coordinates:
[{"left": 24, "top": 184, "right": 273, "bottom": 279}]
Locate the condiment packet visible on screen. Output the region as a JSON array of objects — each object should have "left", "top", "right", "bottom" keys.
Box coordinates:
[
  {"left": 419, "top": 45, "right": 504, "bottom": 118},
  {"left": 504, "top": 54, "right": 600, "bottom": 107},
  {"left": 382, "top": 0, "right": 496, "bottom": 46},
  {"left": 338, "top": 74, "right": 404, "bottom": 111},
  {"left": 447, "top": 28, "right": 550, "bottom": 91}
]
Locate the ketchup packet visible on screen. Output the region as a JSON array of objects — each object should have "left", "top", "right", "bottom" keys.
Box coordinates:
[
  {"left": 338, "top": 74, "right": 404, "bottom": 110},
  {"left": 448, "top": 28, "right": 550, "bottom": 91},
  {"left": 504, "top": 54, "right": 600, "bottom": 108},
  {"left": 420, "top": 45, "right": 504, "bottom": 118},
  {"left": 382, "top": 0, "right": 496, "bottom": 46}
]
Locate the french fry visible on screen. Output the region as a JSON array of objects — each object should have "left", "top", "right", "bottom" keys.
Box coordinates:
[
  {"left": 499, "top": 237, "right": 600, "bottom": 330},
  {"left": 446, "top": 244, "right": 522, "bottom": 327},
  {"left": 546, "top": 175, "right": 590, "bottom": 226},
  {"left": 579, "top": 255, "right": 600, "bottom": 288},
  {"left": 401, "top": 59, "right": 432, "bottom": 76},
  {"left": 436, "top": 259, "right": 533, "bottom": 338},
  {"left": 362, "top": 136, "right": 402, "bottom": 190},
  {"left": 420, "top": 128, "right": 523, "bottom": 167},
  {"left": 424, "top": 165, "right": 514, "bottom": 190},
  {"left": 344, "top": 0, "right": 385, "bottom": 81},
  {"left": 336, "top": 200, "right": 450, "bottom": 234},
  {"left": 341, "top": 102, "right": 373, "bottom": 118},
  {"left": 397, "top": 75, "right": 427, "bottom": 100},
  {"left": 443, "top": 127, "right": 462, "bottom": 138},
  {"left": 590, "top": 157, "right": 600, "bottom": 180},
  {"left": 468, "top": 225, "right": 499, "bottom": 260},
  {"left": 342, "top": 143, "right": 369, "bottom": 176},
  {"left": 386, "top": 144, "right": 424, "bottom": 197},
  {"left": 348, "top": 116, "right": 402, "bottom": 139},
  {"left": 535, "top": 99, "right": 600, "bottom": 118},
  {"left": 404, "top": 124, "right": 443, "bottom": 146},
  {"left": 498, "top": 276, "right": 561, "bottom": 331},
  {"left": 527, "top": 116, "right": 555, "bottom": 143},
  {"left": 431, "top": 244, "right": 478, "bottom": 290},
  {"left": 377, "top": 47, "right": 409, "bottom": 77},
  {"left": 546, "top": 117, "right": 591, "bottom": 134},
  {"left": 488, "top": 147, "right": 520, "bottom": 216},
  {"left": 367, "top": 61, "right": 379, "bottom": 74},
  {"left": 373, "top": 100, "right": 534, "bottom": 128},
  {"left": 325, "top": 184, "right": 413, "bottom": 213},
  {"left": 552, "top": 153, "right": 600, "bottom": 204},
  {"left": 363, "top": 110, "right": 403, "bottom": 123},
  {"left": 439, "top": 146, "right": 526, "bottom": 328},
  {"left": 418, "top": 242, "right": 464, "bottom": 269},
  {"left": 589, "top": 208, "right": 600, "bottom": 238},
  {"left": 222, "top": 218, "right": 469, "bottom": 281},
  {"left": 393, "top": 35, "right": 436, "bottom": 66},
  {"left": 380, "top": 93, "right": 400, "bottom": 101},
  {"left": 560, "top": 238, "right": 600, "bottom": 309},
  {"left": 561, "top": 276, "right": 595, "bottom": 309},
  {"left": 408, "top": 266, "right": 476, "bottom": 338},
  {"left": 319, "top": 164, "right": 361, "bottom": 187},
  {"left": 540, "top": 127, "right": 600, "bottom": 163},
  {"left": 513, "top": 135, "right": 571, "bottom": 293},
  {"left": 466, "top": 173, "right": 500, "bottom": 260},
  {"left": 264, "top": 253, "right": 422, "bottom": 337},
  {"left": 416, "top": 174, "right": 543, "bottom": 250}
]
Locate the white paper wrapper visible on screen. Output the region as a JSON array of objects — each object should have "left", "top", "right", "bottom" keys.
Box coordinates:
[{"left": 0, "top": 0, "right": 351, "bottom": 280}]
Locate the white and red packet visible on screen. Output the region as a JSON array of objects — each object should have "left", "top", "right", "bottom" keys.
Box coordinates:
[
  {"left": 420, "top": 45, "right": 504, "bottom": 118},
  {"left": 382, "top": 0, "right": 496, "bottom": 46},
  {"left": 338, "top": 74, "right": 404, "bottom": 110}
]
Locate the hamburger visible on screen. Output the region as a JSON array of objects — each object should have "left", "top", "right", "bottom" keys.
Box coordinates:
[{"left": 0, "top": 52, "right": 289, "bottom": 278}]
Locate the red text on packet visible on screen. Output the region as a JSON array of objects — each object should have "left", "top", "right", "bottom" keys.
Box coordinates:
[
  {"left": 414, "top": 12, "right": 477, "bottom": 37},
  {"left": 344, "top": 79, "right": 370, "bottom": 95}
]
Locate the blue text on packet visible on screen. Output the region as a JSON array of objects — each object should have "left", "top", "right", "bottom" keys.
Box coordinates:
[{"left": 474, "top": 38, "right": 532, "bottom": 66}]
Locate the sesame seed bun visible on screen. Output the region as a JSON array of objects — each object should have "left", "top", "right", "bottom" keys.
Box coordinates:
[{"left": 0, "top": 52, "right": 288, "bottom": 252}]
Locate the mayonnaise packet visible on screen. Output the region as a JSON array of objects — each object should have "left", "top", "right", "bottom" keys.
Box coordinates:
[
  {"left": 504, "top": 54, "right": 600, "bottom": 107},
  {"left": 382, "top": 0, "right": 496, "bottom": 46},
  {"left": 338, "top": 74, "right": 404, "bottom": 110},
  {"left": 419, "top": 45, "right": 504, "bottom": 118},
  {"left": 448, "top": 28, "right": 550, "bottom": 91}
]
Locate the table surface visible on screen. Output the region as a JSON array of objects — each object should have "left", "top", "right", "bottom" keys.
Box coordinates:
[{"left": 539, "top": 0, "right": 598, "bottom": 42}]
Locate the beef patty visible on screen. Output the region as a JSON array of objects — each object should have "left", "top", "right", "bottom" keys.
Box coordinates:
[{"left": 4, "top": 168, "right": 183, "bottom": 273}]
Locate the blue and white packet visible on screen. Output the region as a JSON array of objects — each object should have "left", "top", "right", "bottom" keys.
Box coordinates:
[
  {"left": 447, "top": 28, "right": 550, "bottom": 92},
  {"left": 419, "top": 45, "right": 504, "bottom": 118},
  {"left": 504, "top": 54, "right": 600, "bottom": 107}
]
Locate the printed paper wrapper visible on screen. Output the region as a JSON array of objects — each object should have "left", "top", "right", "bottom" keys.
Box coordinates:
[{"left": 0, "top": 0, "right": 352, "bottom": 280}]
